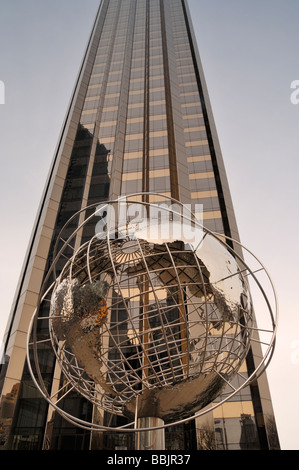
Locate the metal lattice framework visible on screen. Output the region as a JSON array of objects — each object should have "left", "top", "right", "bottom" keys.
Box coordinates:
[{"left": 27, "top": 193, "right": 278, "bottom": 433}]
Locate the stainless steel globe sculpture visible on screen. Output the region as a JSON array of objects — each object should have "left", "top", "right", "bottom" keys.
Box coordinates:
[{"left": 27, "top": 194, "right": 277, "bottom": 434}]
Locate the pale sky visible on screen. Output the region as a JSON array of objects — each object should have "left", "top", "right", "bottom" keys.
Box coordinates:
[{"left": 0, "top": 0, "right": 298, "bottom": 450}]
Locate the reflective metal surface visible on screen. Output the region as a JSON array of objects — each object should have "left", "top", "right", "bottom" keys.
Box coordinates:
[
  {"left": 49, "top": 219, "right": 252, "bottom": 419},
  {"left": 27, "top": 194, "right": 278, "bottom": 433},
  {"left": 136, "top": 417, "right": 165, "bottom": 450}
]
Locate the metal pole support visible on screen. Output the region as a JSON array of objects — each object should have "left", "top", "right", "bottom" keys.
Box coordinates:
[{"left": 136, "top": 417, "right": 165, "bottom": 450}]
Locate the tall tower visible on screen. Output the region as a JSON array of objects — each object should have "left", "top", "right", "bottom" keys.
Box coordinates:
[{"left": 0, "top": 0, "right": 279, "bottom": 450}]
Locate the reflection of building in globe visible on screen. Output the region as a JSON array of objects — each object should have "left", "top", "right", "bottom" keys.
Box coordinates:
[
  {"left": 48, "top": 199, "right": 253, "bottom": 422},
  {"left": 27, "top": 195, "right": 277, "bottom": 434}
]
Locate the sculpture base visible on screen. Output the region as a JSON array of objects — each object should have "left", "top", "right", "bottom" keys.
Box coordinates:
[{"left": 136, "top": 417, "right": 165, "bottom": 450}]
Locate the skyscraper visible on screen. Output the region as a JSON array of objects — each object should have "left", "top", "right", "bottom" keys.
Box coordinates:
[{"left": 0, "top": 0, "right": 279, "bottom": 450}]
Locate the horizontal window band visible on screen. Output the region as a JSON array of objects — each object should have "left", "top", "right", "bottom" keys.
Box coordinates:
[
  {"left": 188, "top": 155, "right": 211, "bottom": 162},
  {"left": 85, "top": 96, "right": 100, "bottom": 102},
  {"left": 122, "top": 169, "right": 170, "bottom": 181},
  {"left": 123, "top": 150, "right": 169, "bottom": 160},
  {"left": 184, "top": 126, "right": 206, "bottom": 133},
  {"left": 202, "top": 211, "right": 222, "bottom": 220},
  {"left": 189, "top": 171, "right": 214, "bottom": 180},
  {"left": 125, "top": 133, "right": 144, "bottom": 141},
  {"left": 149, "top": 168, "right": 170, "bottom": 178},
  {"left": 191, "top": 190, "right": 218, "bottom": 199},
  {"left": 124, "top": 151, "right": 143, "bottom": 160},
  {"left": 99, "top": 137, "right": 115, "bottom": 144},
  {"left": 149, "top": 148, "right": 169, "bottom": 157},
  {"left": 181, "top": 102, "right": 202, "bottom": 109},
  {"left": 103, "top": 106, "right": 119, "bottom": 112},
  {"left": 127, "top": 117, "right": 145, "bottom": 124},
  {"left": 98, "top": 120, "right": 118, "bottom": 127},
  {"left": 122, "top": 172, "right": 142, "bottom": 181},
  {"left": 212, "top": 401, "right": 254, "bottom": 419},
  {"left": 90, "top": 70, "right": 104, "bottom": 76},
  {"left": 87, "top": 84, "right": 102, "bottom": 90},
  {"left": 82, "top": 124, "right": 95, "bottom": 131},
  {"left": 129, "top": 89, "right": 144, "bottom": 96},
  {"left": 186, "top": 140, "right": 209, "bottom": 147},
  {"left": 119, "top": 193, "right": 172, "bottom": 203},
  {"left": 149, "top": 114, "right": 167, "bottom": 121},
  {"left": 128, "top": 102, "right": 144, "bottom": 109},
  {"left": 182, "top": 113, "right": 204, "bottom": 120},
  {"left": 105, "top": 92, "right": 120, "bottom": 99},
  {"left": 179, "top": 81, "right": 197, "bottom": 88},
  {"left": 125, "top": 130, "right": 168, "bottom": 142},
  {"left": 180, "top": 91, "right": 199, "bottom": 97},
  {"left": 82, "top": 109, "right": 98, "bottom": 116}
]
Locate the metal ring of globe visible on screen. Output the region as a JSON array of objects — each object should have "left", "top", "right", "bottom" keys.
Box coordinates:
[{"left": 26, "top": 193, "right": 278, "bottom": 433}]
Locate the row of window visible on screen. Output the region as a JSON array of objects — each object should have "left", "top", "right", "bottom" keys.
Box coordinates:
[{"left": 80, "top": 0, "right": 222, "bottom": 228}]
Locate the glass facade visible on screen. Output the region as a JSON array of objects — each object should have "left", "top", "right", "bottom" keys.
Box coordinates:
[{"left": 0, "top": 0, "right": 279, "bottom": 451}]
